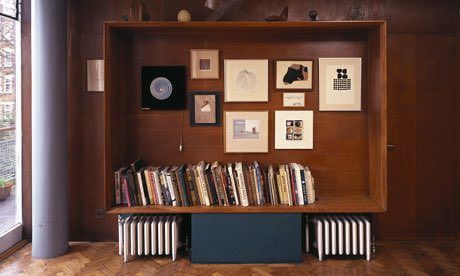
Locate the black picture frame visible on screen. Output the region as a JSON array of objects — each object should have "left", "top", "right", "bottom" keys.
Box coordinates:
[
  {"left": 141, "top": 66, "right": 186, "bottom": 110},
  {"left": 189, "top": 91, "right": 221, "bottom": 126}
]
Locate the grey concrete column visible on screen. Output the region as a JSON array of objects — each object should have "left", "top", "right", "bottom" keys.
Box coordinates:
[{"left": 31, "top": 0, "right": 68, "bottom": 258}]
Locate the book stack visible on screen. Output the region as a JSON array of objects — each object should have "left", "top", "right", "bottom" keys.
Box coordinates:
[{"left": 114, "top": 159, "right": 316, "bottom": 207}]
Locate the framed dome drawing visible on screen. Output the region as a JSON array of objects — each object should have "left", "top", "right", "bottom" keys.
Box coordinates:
[
  {"left": 141, "top": 66, "right": 186, "bottom": 110},
  {"left": 224, "top": 59, "right": 268, "bottom": 102}
]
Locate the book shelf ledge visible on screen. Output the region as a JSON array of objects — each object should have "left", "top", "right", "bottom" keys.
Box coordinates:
[{"left": 107, "top": 196, "right": 385, "bottom": 214}]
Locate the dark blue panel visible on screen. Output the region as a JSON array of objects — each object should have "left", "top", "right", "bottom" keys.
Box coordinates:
[{"left": 191, "top": 214, "right": 302, "bottom": 263}]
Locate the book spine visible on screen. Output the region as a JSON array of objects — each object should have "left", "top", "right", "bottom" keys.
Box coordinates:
[
  {"left": 244, "top": 167, "right": 255, "bottom": 205},
  {"left": 169, "top": 172, "right": 181, "bottom": 206},
  {"left": 114, "top": 171, "right": 121, "bottom": 204},
  {"left": 193, "top": 168, "right": 205, "bottom": 205},
  {"left": 251, "top": 168, "right": 261, "bottom": 205},
  {"left": 219, "top": 168, "right": 230, "bottom": 206},
  {"left": 205, "top": 171, "right": 218, "bottom": 205},
  {"left": 299, "top": 167, "right": 308, "bottom": 205},
  {"left": 236, "top": 164, "right": 249, "bottom": 206},
  {"left": 153, "top": 170, "right": 165, "bottom": 205},
  {"left": 122, "top": 176, "right": 132, "bottom": 207},
  {"left": 211, "top": 167, "right": 224, "bottom": 206},
  {"left": 162, "top": 171, "right": 174, "bottom": 205},
  {"left": 127, "top": 172, "right": 139, "bottom": 206},
  {"left": 137, "top": 172, "right": 147, "bottom": 206},
  {"left": 177, "top": 169, "right": 189, "bottom": 207},
  {"left": 227, "top": 165, "right": 240, "bottom": 205},
  {"left": 254, "top": 163, "right": 265, "bottom": 205},
  {"left": 197, "top": 167, "right": 211, "bottom": 206},
  {"left": 185, "top": 169, "right": 198, "bottom": 206},
  {"left": 144, "top": 170, "right": 155, "bottom": 205}
]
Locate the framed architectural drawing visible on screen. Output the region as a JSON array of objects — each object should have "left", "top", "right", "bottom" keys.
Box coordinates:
[
  {"left": 319, "top": 58, "right": 362, "bottom": 111},
  {"left": 190, "top": 49, "right": 219, "bottom": 79},
  {"left": 224, "top": 59, "right": 268, "bottom": 102},
  {"left": 275, "top": 110, "right": 313, "bottom": 149},
  {"left": 190, "top": 91, "right": 221, "bottom": 126},
  {"left": 224, "top": 111, "right": 269, "bottom": 153},
  {"left": 275, "top": 60, "right": 313, "bottom": 90}
]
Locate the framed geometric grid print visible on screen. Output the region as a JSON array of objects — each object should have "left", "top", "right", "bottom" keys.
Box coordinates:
[
  {"left": 319, "top": 58, "right": 362, "bottom": 111},
  {"left": 275, "top": 110, "right": 313, "bottom": 149}
]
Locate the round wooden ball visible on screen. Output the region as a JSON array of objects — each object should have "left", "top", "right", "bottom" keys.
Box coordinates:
[{"left": 177, "top": 10, "right": 191, "bottom": 22}]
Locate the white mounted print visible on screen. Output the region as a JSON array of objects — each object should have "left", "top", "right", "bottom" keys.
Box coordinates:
[
  {"left": 319, "top": 58, "right": 362, "bottom": 111},
  {"left": 224, "top": 59, "right": 268, "bottom": 102},
  {"left": 283, "top": 93, "right": 305, "bottom": 107},
  {"left": 275, "top": 110, "right": 313, "bottom": 149}
]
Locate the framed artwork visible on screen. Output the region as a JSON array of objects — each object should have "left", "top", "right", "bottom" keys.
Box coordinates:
[
  {"left": 87, "top": 59, "right": 104, "bottom": 92},
  {"left": 275, "top": 60, "right": 313, "bottom": 90},
  {"left": 319, "top": 58, "right": 362, "bottom": 111},
  {"left": 283, "top": 93, "right": 305, "bottom": 107},
  {"left": 190, "top": 92, "right": 221, "bottom": 126},
  {"left": 224, "top": 111, "right": 269, "bottom": 153},
  {"left": 275, "top": 110, "right": 313, "bottom": 149},
  {"left": 224, "top": 59, "right": 268, "bottom": 102},
  {"left": 141, "top": 66, "right": 186, "bottom": 110},
  {"left": 190, "top": 49, "right": 219, "bottom": 79}
]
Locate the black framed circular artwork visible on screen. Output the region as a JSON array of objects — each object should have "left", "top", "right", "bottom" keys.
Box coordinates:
[{"left": 141, "top": 66, "right": 186, "bottom": 110}]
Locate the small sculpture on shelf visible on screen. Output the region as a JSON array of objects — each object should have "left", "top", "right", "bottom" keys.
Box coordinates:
[
  {"left": 308, "top": 10, "right": 318, "bottom": 21},
  {"left": 265, "top": 6, "right": 288, "bottom": 21},
  {"left": 346, "top": 5, "right": 365, "bottom": 20},
  {"left": 178, "top": 9, "right": 192, "bottom": 22}
]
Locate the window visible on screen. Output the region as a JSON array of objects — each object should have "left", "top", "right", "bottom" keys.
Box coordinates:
[
  {"left": 3, "top": 74, "right": 13, "bottom": 93},
  {"left": 4, "top": 48, "right": 12, "bottom": 67},
  {"left": 0, "top": 1, "right": 21, "bottom": 254},
  {"left": 3, "top": 102, "right": 13, "bottom": 118}
]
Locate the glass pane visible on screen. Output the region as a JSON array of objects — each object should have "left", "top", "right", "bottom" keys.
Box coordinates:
[
  {"left": 0, "top": 0, "right": 17, "bottom": 19},
  {"left": 0, "top": 14, "right": 20, "bottom": 236}
]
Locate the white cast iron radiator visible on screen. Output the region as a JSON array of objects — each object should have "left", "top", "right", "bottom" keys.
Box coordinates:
[
  {"left": 118, "top": 215, "right": 183, "bottom": 262},
  {"left": 306, "top": 215, "right": 372, "bottom": 261}
]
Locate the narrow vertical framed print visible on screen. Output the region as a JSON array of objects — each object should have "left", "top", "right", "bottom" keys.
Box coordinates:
[
  {"left": 190, "top": 91, "right": 221, "bottom": 126},
  {"left": 319, "top": 58, "right": 362, "bottom": 111}
]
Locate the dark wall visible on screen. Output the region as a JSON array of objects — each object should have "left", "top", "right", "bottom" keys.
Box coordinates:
[{"left": 62, "top": 0, "right": 459, "bottom": 241}]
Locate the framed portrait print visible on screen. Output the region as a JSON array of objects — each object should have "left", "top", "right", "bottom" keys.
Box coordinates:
[
  {"left": 276, "top": 60, "right": 313, "bottom": 90},
  {"left": 275, "top": 110, "right": 313, "bottom": 149},
  {"left": 141, "top": 66, "right": 186, "bottom": 110},
  {"left": 190, "top": 91, "right": 221, "bottom": 126},
  {"left": 224, "top": 59, "right": 268, "bottom": 102},
  {"left": 224, "top": 111, "right": 269, "bottom": 153},
  {"left": 319, "top": 58, "right": 362, "bottom": 111},
  {"left": 190, "top": 49, "right": 219, "bottom": 79}
]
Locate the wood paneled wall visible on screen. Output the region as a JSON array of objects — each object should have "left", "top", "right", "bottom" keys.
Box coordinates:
[{"left": 50, "top": 0, "right": 460, "bottom": 241}]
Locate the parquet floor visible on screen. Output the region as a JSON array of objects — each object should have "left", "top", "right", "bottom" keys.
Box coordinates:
[{"left": 0, "top": 241, "right": 459, "bottom": 275}]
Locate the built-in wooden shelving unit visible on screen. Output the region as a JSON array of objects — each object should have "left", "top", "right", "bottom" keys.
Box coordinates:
[{"left": 103, "top": 21, "right": 387, "bottom": 214}]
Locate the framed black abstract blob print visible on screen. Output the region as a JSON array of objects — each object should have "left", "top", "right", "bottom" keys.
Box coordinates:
[{"left": 141, "top": 66, "right": 186, "bottom": 110}]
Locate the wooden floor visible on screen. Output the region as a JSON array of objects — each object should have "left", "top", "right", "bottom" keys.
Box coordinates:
[{"left": 1, "top": 241, "right": 459, "bottom": 275}]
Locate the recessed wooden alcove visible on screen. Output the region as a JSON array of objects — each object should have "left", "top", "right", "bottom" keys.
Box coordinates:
[{"left": 103, "top": 21, "right": 387, "bottom": 214}]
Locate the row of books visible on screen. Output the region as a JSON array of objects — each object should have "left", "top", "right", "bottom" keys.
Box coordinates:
[{"left": 114, "top": 160, "right": 316, "bottom": 207}]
